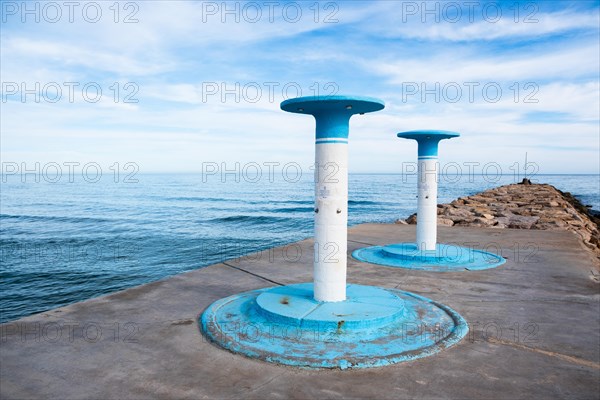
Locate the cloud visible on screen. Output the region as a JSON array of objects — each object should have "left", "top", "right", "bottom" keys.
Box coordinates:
[
  {"left": 1, "top": 37, "right": 174, "bottom": 77},
  {"left": 361, "top": 3, "right": 600, "bottom": 41},
  {"left": 368, "top": 42, "right": 599, "bottom": 84}
]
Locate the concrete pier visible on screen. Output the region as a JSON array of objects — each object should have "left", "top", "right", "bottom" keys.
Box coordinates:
[{"left": 1, "top": 224, "right": 599, "bottom": 399}]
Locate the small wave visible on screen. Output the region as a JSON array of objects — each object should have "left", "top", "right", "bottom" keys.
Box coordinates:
[
  {"left": 270, "top": 206, "right": 314, "bottom": 213},
  {"left": 0, "top": 213, "right": 110, "bottom": 224},
  {"left": 168, "top": 196, "right": 243, "bottom": 202},
  {"left": 348, "top": 200, "right": 386, "bottom": 206},
  {"left": 206, "top": 215, "right": 290, "bottom": 224},
  {"left": 262, "top": 199, "right": 311, "bottom": 205}
]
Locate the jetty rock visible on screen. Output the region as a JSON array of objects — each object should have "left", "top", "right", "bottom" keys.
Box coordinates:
[{"left": 400, "top": 182, "right": 600, "bottom": 263}]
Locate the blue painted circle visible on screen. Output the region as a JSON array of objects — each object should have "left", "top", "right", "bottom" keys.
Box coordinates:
[
  {"left": 280, "top": 95, "right": 385, "bottom": 115},
  {"left": 397, "top": 130, "right": 460, "bottom": 139},
  {"left": 200, "top": 283, "right": 468, "bottom": 369},
  {"left": 280, "top": 95, "right": 385, "bottom": 141},
  {"left": 256, "top": 283, "right": 405, "bottom": 330},
  {"left": 397, "top": 130, "right": 459, "bottom": 158},
  {"left": 352, "top": 243, "right": 506, "bottom": 271}
]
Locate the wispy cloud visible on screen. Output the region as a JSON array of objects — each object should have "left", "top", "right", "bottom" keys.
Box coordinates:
[
  {"left": 369, "top": 42, "right": 599, "bottom": 83},
  {"left": 365, "top": 6, "right": 600, "bottom": 41}
]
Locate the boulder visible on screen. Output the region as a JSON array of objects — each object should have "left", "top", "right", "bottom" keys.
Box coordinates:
[
  {"left": 508, "top": 215, "right": 540, "bottom": 229},
  {"left": 437, "top": 218, "right": 454, "bottom": 226}
]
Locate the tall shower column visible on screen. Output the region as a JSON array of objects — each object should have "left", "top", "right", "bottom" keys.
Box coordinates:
[
  {"left": 399, "top": 130, "right": 459, "bottom": 251},
  {"left": 281, "top": 96, "right": 384, "bottom": 301}
]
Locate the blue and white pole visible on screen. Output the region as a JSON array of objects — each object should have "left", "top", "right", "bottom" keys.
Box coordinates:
[
  {"left": 352, "top": 129, "right": 506, "bottom": 271},
  {"left": 281, "top": 96, "right": 384, "bottom": 301},
  {"left": 200, "top": 102, "right": 469, "bottom": 369},
  {"left": 403, "top": 131, "right": 459, "bottom": 251}
]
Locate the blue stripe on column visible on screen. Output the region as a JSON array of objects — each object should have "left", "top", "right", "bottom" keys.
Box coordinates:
[{"left": 316, "top": 138, "right": 348, "bottom": 144}]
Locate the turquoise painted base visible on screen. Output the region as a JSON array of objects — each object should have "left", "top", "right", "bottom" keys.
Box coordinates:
[
  {"left": 200, "top": 283, "right": 468, "bottom": 369},
  {"left": 352, "top": 243, "right": 506, "bottom": 271}
]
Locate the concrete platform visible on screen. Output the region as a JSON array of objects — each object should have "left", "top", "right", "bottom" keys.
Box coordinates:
[{"left": 1, "top": 224, "right": 599, "bottom": 399}]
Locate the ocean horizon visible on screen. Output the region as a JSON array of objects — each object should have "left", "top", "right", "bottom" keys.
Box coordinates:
[{"left": 1, "top": 173, "right": 599, "bottom": 323}]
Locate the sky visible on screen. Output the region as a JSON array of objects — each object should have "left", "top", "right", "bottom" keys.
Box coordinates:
[{"left": 1, "top": 0, "right": 599, "bottom": 175}]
